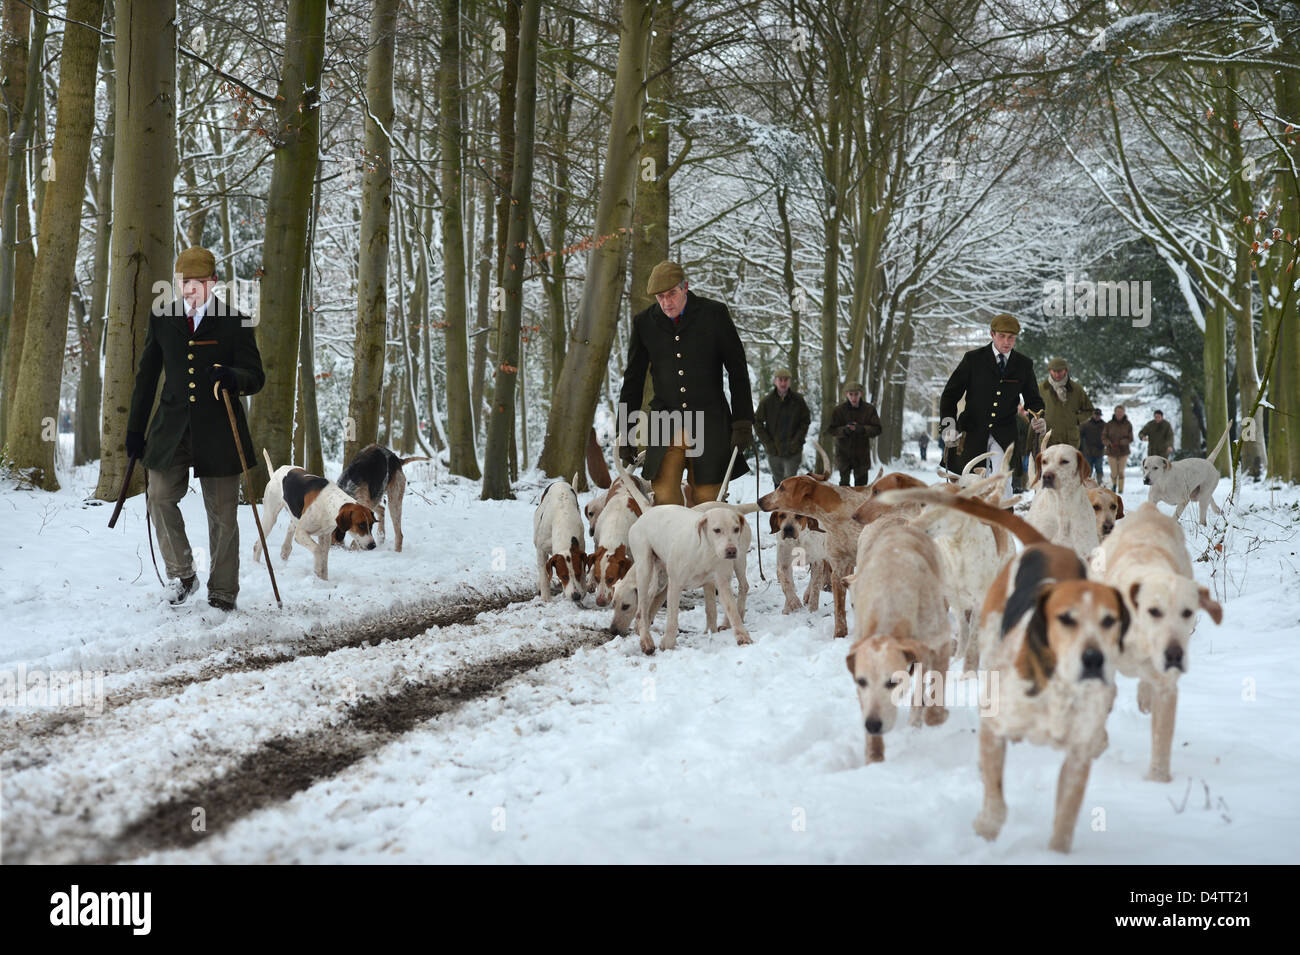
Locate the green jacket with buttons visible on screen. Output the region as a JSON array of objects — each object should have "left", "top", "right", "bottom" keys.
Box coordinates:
[
  {"left": 618, "top": 291, "right": 755, "bottom": 485},
  {"left": 127, "top": 295, "right": 265, "bottom": 477}
]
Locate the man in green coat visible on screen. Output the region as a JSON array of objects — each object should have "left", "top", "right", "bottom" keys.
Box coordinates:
[
  {"left": 1038, "top": 357, "right": 1093, "bottom": 449},
  {"left": 824, "top": 383, "right": 881, "bottom": 486},
  {"left": 126, "top": 247, "right": 265, "bottom": 611},
  {"left": 754, "top": 369, "right": 810, "bottom": 485},
  {"left": 1139, "top": 409, "right": 1175, "bottom": 460},
  {"left": 617, "top": 261, "right": 754, "bottom": 505}
]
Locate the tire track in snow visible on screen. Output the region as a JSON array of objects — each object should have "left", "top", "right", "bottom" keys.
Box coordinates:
[{"left": 96, "top": 628, "right": 610, "bottom": 863}]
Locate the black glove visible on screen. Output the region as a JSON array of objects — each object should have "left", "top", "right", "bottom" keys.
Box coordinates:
[
  {"left": 731, "top": 420, "right": 753, "bottom": 452},
  {"left": 125, "top": 430, "right": 145, "bottom": 459},
  {"left": 209, "top": 364, "right": 237, "bottom": 394},
  {"left": 618, "top": 444, "right": 637, "bottom": 466}
]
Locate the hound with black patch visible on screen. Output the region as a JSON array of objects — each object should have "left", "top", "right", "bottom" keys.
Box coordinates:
[
  {"left": 534, "top": 475, "right": 590, "bottom": 603},
  {"left": 256, "top": 450, "right": 378, "bottom": 580},
  {"left": 337, "top": 443, "right": 429, "bottom": 552},
  {"left": 877, "top": 490, "right": 1131, "bottom": 853}
]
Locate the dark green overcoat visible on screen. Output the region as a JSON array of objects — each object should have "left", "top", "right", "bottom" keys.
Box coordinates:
[
  {"left": 127, "top": 295, "right": 265, "bottom": 477},
  {"left": 617, "top": 291, "right": 754, "bottom": 485}
]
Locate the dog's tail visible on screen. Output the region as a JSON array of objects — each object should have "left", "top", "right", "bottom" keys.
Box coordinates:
[
  {"left": 876, "top": 487, "right": 1047, "bottom": 547},
  {"left": 263, "top": 448, "right": 275, "bottom": 475},
  {"left": 400, "top": 455, "right": 431, "bottom": 466},
  {"left": 1206, "top": 424, "right": 1231, "bottom": 469},
  {"left": 612, "top": 443, "right": 653, "bottom": 512},
  {"left": 810, "top": 440, "right": 831, "bottom": 480}
]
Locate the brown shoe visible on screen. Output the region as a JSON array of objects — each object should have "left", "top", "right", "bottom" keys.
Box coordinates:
[{"left": 208, "top": 594, "right": 236, "bottom": 612}]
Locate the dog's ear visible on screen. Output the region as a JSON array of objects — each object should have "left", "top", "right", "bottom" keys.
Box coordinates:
[
  {"left": 805, "top": 516, "right": 822, "bottom": 532},
  {"left": 1114, "top": 494, "right": 1125, "bottom": 519},
  {"left": 1029, "top": 452, "right": 1043, "bottom": 488},
  {"left": 333, "top": 512, "right": 349, "bottom": 543},
  {"left": 1114, "top": 589, "right": 1131, "bottom": 652},
  {"left": 1016, "top": 586, "right": 1058, "bottom": 695},
  {"left": 589, "top": 546, "right": 606, "bottom": 572},
  {"left": 1075, "top": 449, "right": 1089, "bottom": 479},
  {"left": 845, "top": 649, "right": 858, "bottom": 676},
  {"left": 1197, "top": 586, "right": 1224, "bottom": 625},
  {"left": 696, "top": 515, "right": 709, "bottom": 541},
  {"left": 769, "top": 511, "right": 781, "bottom": 533},
  {"left": 545, "top": 554, "right": 564, "bottom": 582},
  {"left": 896, "top": 636, "right": 927, "bottom": 668},
  {"left": 1128, "top": 581, "right": 1141, "bottom": 610}
]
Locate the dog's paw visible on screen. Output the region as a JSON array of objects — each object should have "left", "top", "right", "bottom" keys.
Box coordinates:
[
  {"left": 1048, "top": 833, "right": 1074, "bottom": 854},
  {"left": 782, "top": 598, "right": 801, "bottom": 614},
  {"left": 973, "top": 806, "right": 1006, "bottom": 841},
  {"left": 639, "top": 636, "right": 656, "bottom": 655},
  {"left": 1145, "top": 766, "right": 1172, "bottom": 783},
  {"left": 866, "top": 737, "right": 886, "bottom": 763},
  {"left": 1137, "top": 681, "right": 1153, "bottom": 714},
  {"left": 924, "top": 705, "right": 950, "bottom": 726},
  {"left": 734, "top": 630, "right": 752, "bottom": 646}
]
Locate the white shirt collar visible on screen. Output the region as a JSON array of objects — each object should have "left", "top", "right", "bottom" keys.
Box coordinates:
[
  {"left": 187, "top": 292, "right": 216, "bottom": 330},
  {"left": 991, "top": 342, "right": 1010, "bottom": 364}
]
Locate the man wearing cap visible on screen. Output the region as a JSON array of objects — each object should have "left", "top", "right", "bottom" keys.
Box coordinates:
[
  {"left": 1102, "top": 405, "right": 1134, "bottom": 493},
  {"left": 824, "top": 383, "right": 881, "bottom": 486},
  {"left": 754, "top": 370, "right": 810, "bottom": 485},
  {"left": 939, "top": 312, "right": 1046, "bottom": 480},
  {"left": 1038, "top": 357, "right": 1094, "bottom": 449},
  {"left": 125, "top": 246, "right": 265, "bottom": 612},
  {"left": 618, "top": 261, "right": 754, "bottom": 505},
  {"left": 1139, "top": 410, "right": 1174, "bottom": 460},
  {"left": 1080, "top": 407, "right": 1107, "bottom": 483}
]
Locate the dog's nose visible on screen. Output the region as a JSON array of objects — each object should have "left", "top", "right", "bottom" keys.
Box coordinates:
[
  {"left": 1164, "top": 644, "right": 1185, "bottom": 671},
  {"left": 1081, "top": 647, "right": 1104, "bottom": 678},
  {"left": 1103, "top": 521, "right": 1114, "bottom": 534},
  {"left": 1143, "top": 477, "right": 1151, "bottom": 485},
  {"left": 571, "top": 591, "right": 583, "bottom": 604},
  {"left": 782, "top": 527, "right": 797, "bottom": 539},
  {"left": 1042, "top": 474, "right": 1055, "bottom": 488},
  {"left": 865, "top": 717, "right": 883, "bottom": 735},
  {"left": 596, "top": 594, "right": 610, "bottom": 607},
  {"left": 366, "top": 541, "right": 376, "bottom": 550},
  {"left": 724, "top": 546, "right": 737, "bottom": 559}
]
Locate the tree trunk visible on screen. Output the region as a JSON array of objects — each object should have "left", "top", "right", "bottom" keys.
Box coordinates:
[
  {"left": 93, "top": 0, "right": 176, "bottom": 500},
  {"left": 248, "top": 0, "right": 326, "bottom": 488},
  {"left": 75, "top": 30, "right": 115, "bottom": 466},
  {"left": 629, "top": 0, "right": 672, "bottom": 319},
  {"left": 6, "top": 0, "right": 105, "bottom": 491},
  {"left": 537, "top": 0, "right": 652, "bottom": 480},
  {"left": 776, "top": 184, "right": 799, "bottom": 387},
  {"left": 344, "top": 0, "right": 398, "bottom": 463},
  {"left": 1203, "top": 262, "right": 1231, "bottom": 476},
  {"left": 482, "top": 0, "right": 539, "bottom": 498},
  {"left": 0, "top": 0, "right": 43, "bottom": 447},
  {"left": 1268, "top": 63, "right": 1300, "bottom": 482},
  {"left": 439, "top": 0, "right": 480, "bottom": 477}
]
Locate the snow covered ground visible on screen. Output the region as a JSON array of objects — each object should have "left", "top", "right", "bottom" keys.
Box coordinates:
[{"left": 2, "top": 442, "right": 1297, "bottom": 863}]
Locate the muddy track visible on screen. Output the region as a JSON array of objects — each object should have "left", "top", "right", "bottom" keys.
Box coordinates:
[
  {"left": 89, "top": 626, "right": 610, "bottom": 864},
  {"left": 2, "top": 584, "right": 538, "bottom": 751}
]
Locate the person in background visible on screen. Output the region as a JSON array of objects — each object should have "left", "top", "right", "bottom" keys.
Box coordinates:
[
  {"left": 918, "top": 430, "right": 929, "bottom": 462},
  {"left": 824, "top": 383, "right": 881, "bottom": 486},
  {"left": 1139, "top": 409, "right": 1175, "bottom": 460},
  {"left": 1102, "top": 404, "right": 1134, "bottom": 493},
  {"left": 754, "top": 369, "right": 811, "bottom": 486},
  {"left": 1080, "top": 407, "right": 1106, "bottom": 484},
  {"left": 1038, "top": 356, "right": 1093, "bottom": 449}
]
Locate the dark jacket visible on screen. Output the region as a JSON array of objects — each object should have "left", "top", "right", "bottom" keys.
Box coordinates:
[
  {"left": 940, "top": 344, "right": 1044, "bottom": 471},
  {"left": 1038, "top": 376, "right": 1093, "bottom": 449},
  {"left": 618, "top": 291, "right": 754, "bottom": 484},
  {"left": 1139, "top": 418, "right": 1175, "bottom": 459},
  {"left": 755, "top": 388, "right": 810, "bottom": 458},
  {"left": 1103, "top": 416, "right": 1134, "bottom": 457},
  {"left": 1080, "top": 416, "right": 1106, "bottom": 457},
  {"left": 825, "top": 399, "right": 881, "bottom": 469},
  {"left": 128, "top": 295, "right": 265, "bottom": 477}
]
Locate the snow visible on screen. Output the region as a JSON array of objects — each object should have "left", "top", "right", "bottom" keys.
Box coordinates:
[{"left": 2, "top": 446, "right": 1298, "bottom": 863}]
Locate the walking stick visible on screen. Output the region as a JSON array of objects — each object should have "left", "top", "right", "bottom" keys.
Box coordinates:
[
  {"left": 107, "top": 454, "right": 139, "bottom": 528},
  {"left": 214, "top": 372, "right": 282, "bottom": 607},
  {"left": 753, "top": 443, "right": 765, "bottom": 581}
]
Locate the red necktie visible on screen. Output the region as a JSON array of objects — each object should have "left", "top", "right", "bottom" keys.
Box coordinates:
[{"left": 187, "top": 313, "right": 195, "bottom": 335}]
